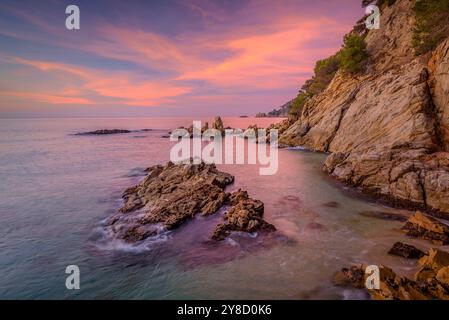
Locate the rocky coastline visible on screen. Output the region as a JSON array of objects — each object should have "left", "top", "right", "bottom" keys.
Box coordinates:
[
  {"left": 277, "top": 0, "right": 449, "bottom": 217},
  {"left": 334, "top": 211, "right": 449, "bottom": 300},
  {"left": 106, "top": 161, "right": 276, "bottom": 243}
]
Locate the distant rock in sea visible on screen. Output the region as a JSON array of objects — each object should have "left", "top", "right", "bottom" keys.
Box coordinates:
[{"left": 75, "top": 129, "right": 152, "bottom": 135}]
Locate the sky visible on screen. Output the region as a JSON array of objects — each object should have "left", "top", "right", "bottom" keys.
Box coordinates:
[{"left": 0, "top": 0, "right": 363, "bottom": 118}]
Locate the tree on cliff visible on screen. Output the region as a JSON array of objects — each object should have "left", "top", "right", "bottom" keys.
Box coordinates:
[
  {"left": 412, "top": 0, "right": 449, "bottom": 55},
  {"left": 339, "top": 34, "right": 369, "bottom": 73}
]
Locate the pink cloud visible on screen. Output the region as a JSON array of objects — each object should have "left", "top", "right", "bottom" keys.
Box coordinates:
[
  {"left": 4, "top": 57, "right": 192, "bottom": 106},
  {"left": 0, "top": 90, "right": 93, "bottom": 105}
]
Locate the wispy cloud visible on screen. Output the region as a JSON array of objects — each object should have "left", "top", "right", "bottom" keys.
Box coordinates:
[{"left": 0, "top": 0, "right": 362, "bottom": 116}]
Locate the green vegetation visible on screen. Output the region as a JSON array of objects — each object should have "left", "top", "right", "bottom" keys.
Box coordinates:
[
  {"left": 339, "top": 34, "right": 369, "bottom": 73},
  {"left": 286, "top": 35, "right": 368, "bottom": 118},
  {"left": 287, "top": 54, "right": 340, "bottom": 119},
  {"left": 288, "top": 92, "right": 308, "bottom": 118},
  {"left": 412, "top": 0, "right": 449, "bottom": 55},
  {"left": 301, "top": 54, "right": 340, "bottom": 96}
]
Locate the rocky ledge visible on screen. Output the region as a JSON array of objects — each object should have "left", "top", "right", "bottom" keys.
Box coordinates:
[
  {"left": 107, "top": 161, "right": 275, "bottom": 242},
  {"left": 401, "top": 211, "right": 449, "bottom": 245},
  {"left": 333, "top": 210, "right": 449, "bottom": 299},
  {"left": 334, "top": 248, "right": 449, "bottom": 300}
]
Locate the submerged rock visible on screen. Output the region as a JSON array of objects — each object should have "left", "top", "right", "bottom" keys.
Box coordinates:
[
  {"left": 321, "top": 201, "right": 340, "bottom": 208},
  {"left": 114, "top": 162, "right": 275, "bottom": 242},
  {"left": 359, "top": 210, "right": 409, "bottom": 222},
  {"left": 401, "top": 211, "right": 449, "bottom": 245},
  {"left": 388, "top": 242, "right": 425, "bottom": 259}
]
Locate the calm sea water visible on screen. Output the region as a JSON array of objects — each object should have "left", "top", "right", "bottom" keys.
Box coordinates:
[{"left": 0, "top": 117, "right": 428, "bottom": 299}]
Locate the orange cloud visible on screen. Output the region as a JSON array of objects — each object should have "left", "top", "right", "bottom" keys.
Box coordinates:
[
  {"left": 7, "top": 57, "right": 192, "bottom": 106},
  {"left": 177, "top": 18, "right": 346, "bottom": 89},
  {"left": 0, "top": 90, "right": 92, "bottom": 105},
  {"left": 0, "top": 0, "right": 360, "bottom": 113}
]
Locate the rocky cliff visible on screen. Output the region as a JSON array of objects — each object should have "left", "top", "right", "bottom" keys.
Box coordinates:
[{"left": 280, "top": 0, "right": 449, "bottom": 214}]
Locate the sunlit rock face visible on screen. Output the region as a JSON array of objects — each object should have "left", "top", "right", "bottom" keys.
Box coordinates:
[{"left": 280, "top": 0, "right": 449, "bottom": 215}]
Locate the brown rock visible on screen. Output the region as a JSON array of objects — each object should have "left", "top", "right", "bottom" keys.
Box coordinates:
[
  {"left": 333, "top": 265, "right": 366, "bottom": 289},
  {"left": 115, "top": 161, "right": 234, "bottom": 241},
  {"left": 415, "top": 248, "right": 449, "bottom": 282},
  {"left": 334, "top": 264, "right": 435, "bottom": 300},
  {"left": 401, "top": 211, "right": 449, "bottom": 245},
  {"left": 436, "top": 266, "right": 449, "bottom": 288},
  {"left": 388, "top": 242, "right": 425, "bottom": 259},
  {"left": 277, "top": 0, "right": 449, "bottom": 215},
  {"left": 211, "top": 189, "right": 275, "bottom": 240}
]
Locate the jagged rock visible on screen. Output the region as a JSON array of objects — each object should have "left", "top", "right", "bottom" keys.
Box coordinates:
[
  {"left": 369, "top": 265, "right": 432, "bottom": 300},
  {"left": 211, "top": 189, "right": 276, "bottom": 241},
  {"left": 117, "top": 161, "right": 234, "bottom": 240},
  {"left": 335, "top": 247, "right": 449, "bottom": 299},
  {"left": 211, "top": 116, "right": 224, "bottom": 134},
  {"left": 415, "top": 248, "right": 449, "bottom": 282},
  {"left": 174, "top": 116, "right": 228, "bottom": 138},
  {"left": 334, "top": 264, "right": 441, "bottom": 300},
  {"left": 401, "top": 211, "right": 449, "bottom": 245},
  {"left": 388, "top": 242, "right": 425, "bottom": 259},
  {"left": 112, "top": 162, "right": 275, "bottom": 242},
  {"left": 436, "top": 266, "right": 449, "bottom": 288}
]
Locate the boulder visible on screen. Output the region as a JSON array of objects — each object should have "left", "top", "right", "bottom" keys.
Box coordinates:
[{"left": 388, "top": 242, "right": 426, "bottom": 259}]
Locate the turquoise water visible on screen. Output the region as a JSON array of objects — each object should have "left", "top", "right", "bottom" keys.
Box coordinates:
[{"left": 0, "top": 117, "right": 424, "bottom": 299}]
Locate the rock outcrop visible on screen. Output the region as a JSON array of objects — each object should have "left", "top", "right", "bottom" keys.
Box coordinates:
[
  {"left": 175, "top": 116, "right": 228, "bottom": 138},
  {"left": 76, "top": 129, "right": 151, "bottom": 135},
  {"left": 388, "top": 242, "right": 425, "bottom": 259},
  {"left": 401, "top": 211, "right": 449, "bottom": 245},
  {"left": 212, "top": 189, "right": 276, "bottom": 240},
  {"left": 334, "top": 248, "right": 449, "bottom": 300},
  {"left": 279, "top": 0, "right": 449, "bottom": 215},
  {"left": 108, "top": 162, "right": 275, "bottom": 242}
]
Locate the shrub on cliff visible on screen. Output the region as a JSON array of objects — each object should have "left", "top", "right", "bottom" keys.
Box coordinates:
[
  {"left": 339, "top": 34, "right": 369, "bottom": 73},
  {"left": 302, "top": 54, "right": 340, "bottom": 96},
  {"left": 289, "top": 92, "right": 308, "bottom": 119},
  {"left": 412, "top": 0, "right": 449, "bottom": 55}
]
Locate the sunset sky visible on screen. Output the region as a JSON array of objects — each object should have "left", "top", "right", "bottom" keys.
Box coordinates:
[{"left": 0, "top": 0, "right": 363, "bottom": 118}]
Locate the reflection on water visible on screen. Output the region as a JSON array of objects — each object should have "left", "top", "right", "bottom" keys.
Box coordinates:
[{"left": 0, "top": 117, "right": 425, "bottom": 299}]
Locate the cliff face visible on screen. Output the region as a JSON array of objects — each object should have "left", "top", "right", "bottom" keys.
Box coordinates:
[{"left": 280, "top": 0, "right": 449, "bottom": 214}]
